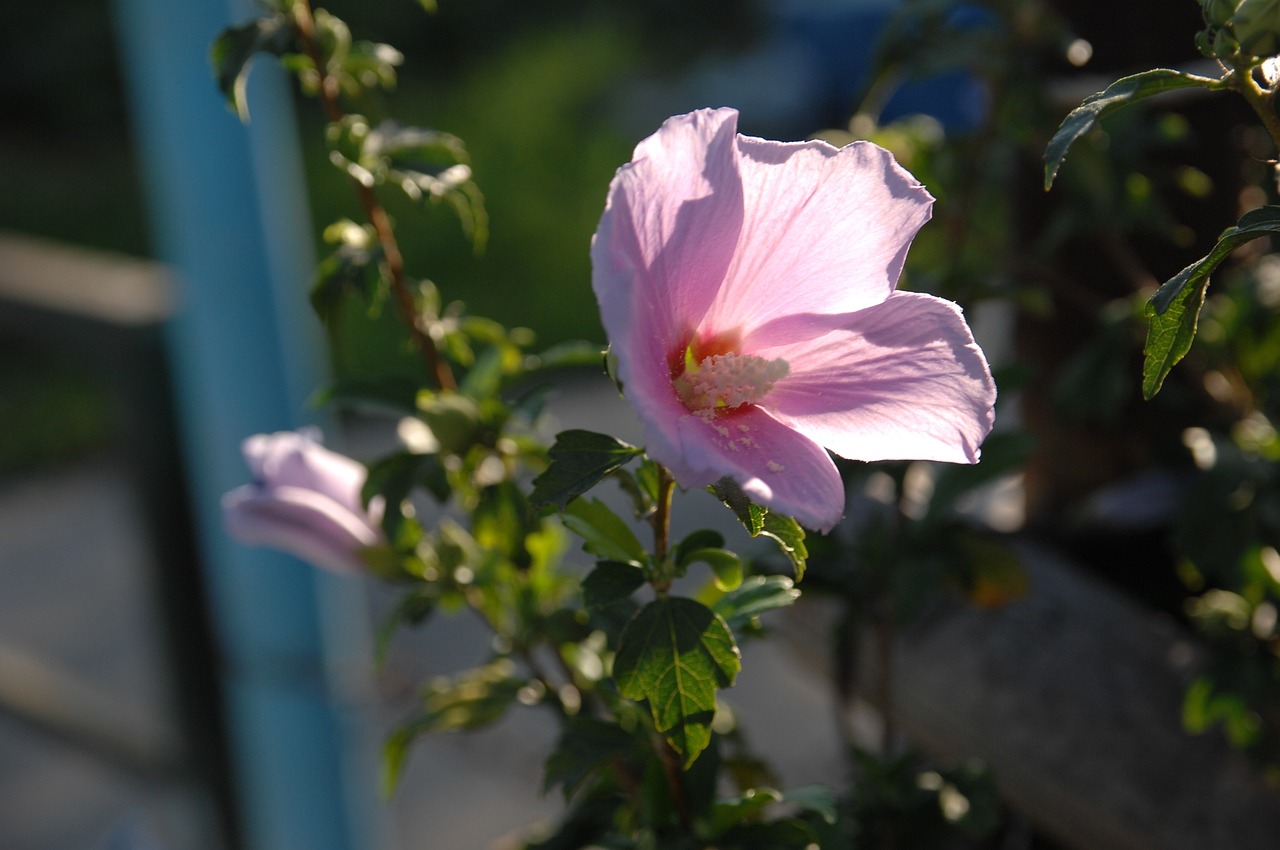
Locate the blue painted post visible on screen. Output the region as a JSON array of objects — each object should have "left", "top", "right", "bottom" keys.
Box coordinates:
[{"left": 110, "top": 1, "right": 382, "bottom": 849}]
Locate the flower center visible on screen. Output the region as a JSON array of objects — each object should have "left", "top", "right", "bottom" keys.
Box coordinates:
[{"left": 673, "top": 349, "right": 789, "bottom": 417}]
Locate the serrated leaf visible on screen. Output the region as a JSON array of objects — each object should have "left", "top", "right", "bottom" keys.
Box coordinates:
[
  {"left": 712, "top": 575, "right": 800, "bottom": 632},
  {"left": 531, "top": 430, "right": 643, "bottom": 510},
  {"left": 582, "top": 560, "right": 646, "bottom": 610},
  {"left": 710, "top": 477, "right": 765, "bottom": 535},
  {"left": 759, "top": 513, "right": 808, "bottom": 582},
  {"left": 1044, "top": 68, "right": 1226, "bottom": 189},
  {"left": 1143, "top": 205, "right": 1280, "bottom": 398},
  {"left": 613, "top": 598, "right": 741, "bottom": 767},
  {"left": 561, "top": 497, "right": 646, "bottom": 565},
  {"left": 210, "top": 14, "right": 296, "bottom": 122}
]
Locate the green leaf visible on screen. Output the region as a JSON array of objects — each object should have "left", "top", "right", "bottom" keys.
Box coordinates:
[
  {"left": 759, "top": 513, "right": 808, "bottom": 582},
  {"left": 1044, "top": 68, "right": 1226, "bottom": 189},
  {"left": 561, "top": 497, "right": 646, "bottom": 565},
  {"left": 673, "top": 529, "right": 725, "bottom": 566},
  {"left": 710, "top": 477, "right": 765, "bottom": 535},
  {"left": 473, "top": 482, "right": 534, "bottom": 567},
  {"left": 613, "top": 597, "right": 741, "bottom": 767},
  {"left": 682, "top": 548, "right": 744, "bottom": 591},
  {"left": 382, "top": 658, "right": 526, "bottom": 795},
  {"left": 531, "top": 430, "right": 643, "bottom": 510},
  {"left": 581, "top": 560, "right": 646, "bottom": 610},
  {"left": 712, "top": 575, "right": 801, "bottom": 632},
  {"left": 1143, "top": 205, "right": 1280, "bottom": 398},
  {"left": 543, "top": 716, "right": 639, "bottom": 799},
  {"left": 209, "top": 14, "right": 296, "bottom": 122}
]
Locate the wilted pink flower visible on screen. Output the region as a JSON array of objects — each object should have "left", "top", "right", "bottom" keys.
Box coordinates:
[
  {"left": 591, "top": 108, "right": 995, "bottom": 531},
  {"left": 222, "top": 429, "right": 385, "bottom": 573}
]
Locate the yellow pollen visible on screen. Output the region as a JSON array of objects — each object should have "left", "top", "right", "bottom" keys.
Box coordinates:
[{"left": 674, "top": 350, "right": 789, "bottom": 417}]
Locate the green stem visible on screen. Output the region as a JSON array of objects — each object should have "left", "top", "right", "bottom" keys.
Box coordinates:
[
  {"left": 650, "top": 465, "right": 676, "bottom": 592},
  {"left": 289, "top": 0, "right": 457, "bottom": 392},
  {"left": 1235, "top": 65, "right": 1280, "bottom": 156}
]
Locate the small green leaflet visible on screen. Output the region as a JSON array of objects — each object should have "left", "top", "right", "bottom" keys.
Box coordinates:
[
  {"left": 713, "top": 575, "right": 800, "bottom": 632},
  {"left": 531, "top": 430, "right": 643, "bottom": 511},
  {"left": 613, "top": 597, "right": 741, "bottom": 767},
  {"left": 581, "top": 560, "right": 646, "bottom": 610},
  {"left": 709, "top": 478, "right": 808, "bottom": 580},
  {"left": 1043, "top": 68, "right": 1226, "bottom": 190},
  {"left": 1143, "top": 205, "right": 1280, "bottom": 398}
]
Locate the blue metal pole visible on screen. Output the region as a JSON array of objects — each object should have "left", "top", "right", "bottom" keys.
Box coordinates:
[{"left": 110, "top": 2, "right": 380, "bottom": 849}]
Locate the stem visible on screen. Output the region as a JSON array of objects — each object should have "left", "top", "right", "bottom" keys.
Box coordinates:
[
  {"left": 656, "top": 736, "right": 693, "bottom": 829},
  {"left": 1235, "top": 66, "right": 1280, "bottom": 157},
  {"left": 289, "top": 0, "right": 457, "bottom": 391},
  {"left": 650, "top": 465, "right": 676, "bottom": 589}
]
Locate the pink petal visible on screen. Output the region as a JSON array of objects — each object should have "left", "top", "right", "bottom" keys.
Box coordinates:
[
  {"left": 674, "top": 406, "right": 846, "bottom": 532},
  {"left": 755, "top": 291, "right": 996, "bottom": 464},
  {"left": 222, "top": 484, "right": 382, "bottom": 574},
  {"left": 243, "top": 429, "right": 367, "bottom": 512},
  {"left": 699, "top": 135, "right": 933, "bottom": 337},
  {"left": 591, "top": 108, "right": 745, "bottom": 362}
]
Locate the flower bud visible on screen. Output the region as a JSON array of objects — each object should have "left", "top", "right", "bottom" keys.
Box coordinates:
[
  {"left": 1232, "top": 0, "right": 1280, "bottom": 58},
  {"left": 222, "top": 429, "right": 386, "bottom": 573},
  {"left": 1203, "top": 0, "right": 1239, "bottom": 27}
]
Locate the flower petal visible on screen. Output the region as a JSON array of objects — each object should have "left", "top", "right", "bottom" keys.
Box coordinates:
[
  {"left": 242, "top": 429, "right": 367, "bottom": 512},
  {"left": 222, "top": 483, "right": 382, "bottom": 574},
  {"left": 700, "top": 135, "right": 933, "bottom": 337},
  {"left": 591, "top": 107, "right": 745, "bottom": 363},
  {"left": 674, "top": 406, "right": 845, "bottom": 532},
  {"left": 756, "top": 291, "right": 996, "bottom": 464}
]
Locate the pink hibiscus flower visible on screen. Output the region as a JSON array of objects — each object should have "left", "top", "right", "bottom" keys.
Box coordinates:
[{"left": 591, "top": 108, "right": 995, "bottom": 532}]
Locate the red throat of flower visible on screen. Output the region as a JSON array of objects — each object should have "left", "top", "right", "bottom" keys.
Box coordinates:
[{"left": 670, "top": 328, "right": 789, "bottom": 420}]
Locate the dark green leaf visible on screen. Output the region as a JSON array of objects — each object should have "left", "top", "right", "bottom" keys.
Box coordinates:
[
  {"left": 209, "top": 14, "right": 296, "bottom": 122},
  {"left": 613, "top": 597, "right": 741, "bottom": 766},
  {"left": 759, "top": 513, "right": 808, "bottom": 582},
  {"left": 710, "top": 788, "right": 783, "bottom": 835},
  {"left": 1143, "top": 205, "right": 1280, "bottom": 398},
  {"left": 1044, "top": 68, "right": 1226, "bottom": 189},
  {"left": 382, "top": 658, "right": 526, "bottom": 795},
  {"left": 712, "top": 575, "right": 800, "bottom": 632},
  {"left": 531, "top": 430, "right": 643, "bottom": 511},
  {"left": 582, "top": 560, "right": 646, "bottom": 610},
  {"left": 710, "top": 477, "right": 766, "bottom": 535},
  {"left": 561, "top": 498, "right": 645, "bottom": 565},
  {"left": 543, "top": 715, "right": 640, "bottom": 799},
  {"left": 362, "top": 451, "right": 448, "bottom": 542},
  {"left": 416, "top": 393, "right": 484, "bottom": 454}
]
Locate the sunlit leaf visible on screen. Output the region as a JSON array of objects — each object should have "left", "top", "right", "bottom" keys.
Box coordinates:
[
  {"left": 759, "top": 513, "right": 808, "bottom": 582},
  {"left": 712, "top": 575, "right": 800, "bottom": 632},
  {"left": 614, "top": 597, "right": 741, "bottom": 766},
  {"left": 1143, "top": 205, "right": 1280, "bottom": 398},
  {"left": 710, "top": 477, "right": 766, "bottom": 535},
  {"left": 1044, "top": 68, "right": 1226, "bottom": 189},
  {"left": 561, "top": 497, "right": 645, "bottom": 565}
]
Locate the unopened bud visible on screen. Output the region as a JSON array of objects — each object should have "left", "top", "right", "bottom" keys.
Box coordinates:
[
  {"left": 1232, "top": 0, "right": 1280, "bottom": 58},
  {"left": 1203, "top": 0, "right": 1239, "bottom": 27}
]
